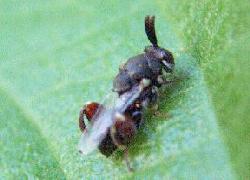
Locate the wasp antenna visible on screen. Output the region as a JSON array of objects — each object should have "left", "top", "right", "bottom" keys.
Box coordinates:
[{"left": 145, "top": 15, "right": 158, "bottom": 47}]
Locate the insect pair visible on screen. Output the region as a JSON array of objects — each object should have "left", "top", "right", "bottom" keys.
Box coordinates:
[{"left": 78, "top": 15, "right": 174, "bottom": 171}]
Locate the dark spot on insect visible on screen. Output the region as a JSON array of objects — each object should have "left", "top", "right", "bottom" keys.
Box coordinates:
[{"left": 98, "top": 129, "right": 117, "bottom": 157}]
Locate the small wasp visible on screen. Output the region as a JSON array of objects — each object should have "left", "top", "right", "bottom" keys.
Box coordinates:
[{"left": 78, "top": 15, "right": 174, "bottom": 171}]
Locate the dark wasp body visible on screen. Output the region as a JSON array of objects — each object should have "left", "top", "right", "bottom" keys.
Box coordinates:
[
  {"left": 113, "top": 16, "right": 174, "bottom": 95},
  {"left": 78, "top": 16, "right": 174, "bottom": 169}
]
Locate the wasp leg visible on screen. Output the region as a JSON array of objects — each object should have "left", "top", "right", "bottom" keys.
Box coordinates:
[
  {"left": 139, "top": 78, "right": 151, "bottom": 91},
  {"left": 124, "top": 148, "right": 134, "bottom": 172},
  {"left": 78, "top": 102, "right": 102, "bottom": 132},
  {"left": 150, "top": 86, "right": 159, "bottom": 108},
  {"left": 154, "top": 111, "right": 172, "bottom": 119},
  {"left": 79, "top": 107, "right": 86, "bottom": 132},
  {"left": 157, "top": 74, "right": 181, "bottom": 87},
  {"left": 142, "top": 86, "right": 159, "bottom": 111},
  {"left": 132, "top": 111, "right": 144, "bottom": 129}
]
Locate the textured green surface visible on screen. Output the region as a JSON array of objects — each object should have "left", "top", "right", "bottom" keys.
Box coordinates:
[
  {"left": 159, "top": 0, "right": 250, "bottom": 178},
  {"left": 0, "top": 0, "right": 248, "bottom": 179}
]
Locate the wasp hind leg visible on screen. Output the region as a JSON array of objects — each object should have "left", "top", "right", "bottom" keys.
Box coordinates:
[
  {"left": 141, "top": 86, "right": 159, "bottom": 112},
  {"left": 124, "top": 148, "right": 134, "bottom": 172},
  {"left": 79, "top": 107, "right": 86, "bottom": 132},
  {"left": 78, "top": 102, "right": 102, "bottom": 132}
]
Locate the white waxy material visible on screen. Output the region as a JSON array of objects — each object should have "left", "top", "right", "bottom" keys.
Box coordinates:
[
  {"left": 140, "top": 79, "right": 151, "bottom": 90},
  {"left": 85, "top": 101, "right": 94, "bottom": 105},
  {"left": 78, "top": 85, "right": 143, "bottom": 155},
  {"left": 78, "top": 109, "right": 113, "bottom": 155},
  {"left": 115, "top": 112, "right": 125, "bottom": 121}
]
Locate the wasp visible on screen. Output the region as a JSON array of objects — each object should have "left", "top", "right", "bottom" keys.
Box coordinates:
[{"left": 78, "top": 16, "right": 174, "bottom": 171}]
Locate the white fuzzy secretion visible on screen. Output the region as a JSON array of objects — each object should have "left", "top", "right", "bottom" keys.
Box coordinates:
[
  {"left": 78, "top": 85, "right": 143, "bottom": 155},
  {"left": 78, "top": 109, "right": 113, "bottom": 155}
]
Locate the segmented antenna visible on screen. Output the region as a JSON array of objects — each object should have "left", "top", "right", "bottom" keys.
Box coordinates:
[{"left": 145, "top": 15, "right": 158, "bottom": 47}]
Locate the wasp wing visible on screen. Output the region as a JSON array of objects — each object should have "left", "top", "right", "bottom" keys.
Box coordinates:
[{"left": 78, "top": 85, "right": 142, "bottom": 155}]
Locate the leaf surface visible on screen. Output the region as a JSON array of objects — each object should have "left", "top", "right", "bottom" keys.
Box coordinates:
[{"left": 1, "top": 0, "right": 246, "bottom": 178}]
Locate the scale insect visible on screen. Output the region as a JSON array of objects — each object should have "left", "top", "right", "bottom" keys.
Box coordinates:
[{"left": 78, "top": 15, "right": 175, "bottom": 171}]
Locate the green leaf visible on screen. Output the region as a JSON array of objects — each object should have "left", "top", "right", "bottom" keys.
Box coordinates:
[{"left": 0, "top": 0, "right": 248, "bottom": 179}]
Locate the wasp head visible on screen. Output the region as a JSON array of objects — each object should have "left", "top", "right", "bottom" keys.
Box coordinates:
[{"left": 144, "top": 15, "right": 175, "bottom": 73}]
